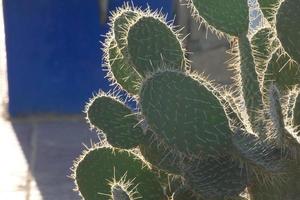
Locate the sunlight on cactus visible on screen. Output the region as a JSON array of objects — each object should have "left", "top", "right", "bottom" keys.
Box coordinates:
[{"left": 71, "top": 0, "right": 300, "bottom": 199}]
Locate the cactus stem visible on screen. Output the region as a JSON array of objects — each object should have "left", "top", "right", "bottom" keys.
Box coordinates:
[
  {"left": 102, "top": 32, "right": 143, "bottom": 94},
  {"left": 238, "top": 34, "right": 266, "bottom": 136},
  {"left": 267, "top": 84, "right": 285, "bottom": 145}
]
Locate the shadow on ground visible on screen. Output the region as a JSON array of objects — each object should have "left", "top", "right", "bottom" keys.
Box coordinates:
[{"left": 12, "top": 115, "right": 99, "bottom": 200}]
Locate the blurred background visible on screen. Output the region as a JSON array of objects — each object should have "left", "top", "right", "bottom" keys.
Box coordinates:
[{"left": 0, "top": 0, "right": 262, "bottom": 199}]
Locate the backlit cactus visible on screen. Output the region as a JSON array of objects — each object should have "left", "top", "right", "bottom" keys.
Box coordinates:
[{"left": 71, "top": 1, "right": 300, "bottom": 199}]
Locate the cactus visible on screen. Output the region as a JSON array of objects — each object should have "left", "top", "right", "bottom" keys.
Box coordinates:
[
  {"left": 72, "top": 144, "right": 167, "bottom": 200},
  {"left": 71, "top": 1, "right": 300, "bottom": 199}
]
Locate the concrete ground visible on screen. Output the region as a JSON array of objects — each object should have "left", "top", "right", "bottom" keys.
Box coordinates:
[{"left": 0, "top": 115, "right": 99, "bottom": 200}]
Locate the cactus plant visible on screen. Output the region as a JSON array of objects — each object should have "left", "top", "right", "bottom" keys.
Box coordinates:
[{"left": 71, "top": 1, "right": 300, "bottom": 199}]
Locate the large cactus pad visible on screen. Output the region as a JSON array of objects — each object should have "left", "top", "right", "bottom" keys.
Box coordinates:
[{"left": 140, "top": 70, "right": 232, "bottom": 157}]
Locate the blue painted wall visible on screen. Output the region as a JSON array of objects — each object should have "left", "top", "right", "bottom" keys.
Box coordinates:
[{"left": 3, "top": 0, "right": 173, "bottom": 116}]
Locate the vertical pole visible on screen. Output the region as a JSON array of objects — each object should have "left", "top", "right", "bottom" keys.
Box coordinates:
[
  {"left": 0, "top": 0, "right": 8, "bottom": 119},
  {"left": 99, "top": 0, "right": 109, "bottom": 24}
]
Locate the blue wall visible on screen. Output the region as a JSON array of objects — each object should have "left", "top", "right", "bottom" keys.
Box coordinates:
[{"left": 3, "top": 0, "right": 173, "bottom": 116}]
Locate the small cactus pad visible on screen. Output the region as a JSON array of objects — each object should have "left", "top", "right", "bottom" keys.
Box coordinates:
[
  {"left": 257, "top": 0, "right": 280, "bottom": 24},
  {"left": 86, "top": 94, "right": 143, "bottom": 149},
  {"left": 238, "top": 34, "right": 264, "bottom": 134},
  {"left": 113, "top": 10, "right": 138, "bottom": 52},
  {"left": 140, "top": 70, "right": 232, "bottom": 157},
  {"left": 74, "top": 146, "right": 166, "bottom": 200},
  {"left": 105, "top": 38, "right": 141, "bottom": 94},
  {"left": 251, "top": 28, "right": 275, "bottom": 62},
  {"left": 267, "top": 84, "right": 286, "bottom": 145},
  {"left": 127, "top": 16, "right": 186, "bottom": 76},
  {"left": 183, "top": 155, "right": 248, "bottom": 199},
  {"left": 189, "top": 0, "right": 249, "bottom": 36},
  {"left": 251, "top": 28, "right": 278, "bottom": 74},
  {"left": 276, "top": 0, "right": 300, "bottom": 64}
]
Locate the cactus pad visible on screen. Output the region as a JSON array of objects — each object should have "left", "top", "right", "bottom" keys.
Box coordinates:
[
  {"left": 264, "top": 51, "right": 300, "bottom": 92},
  {"left": 105, "top": 38, "right": 141, "bottom": 94},
  {"left": 86, "top": 94, "right": 143, "bottom": 149},
  {"left": 251, "top": 28, "right": 278, "bottom": 76},
  {"left": 276, "top": 0, "right": 300, "bottom": 64},
  {"left": 74, "top": 146, "right": 166, "bottom": 200},
  {"left": 127, "top": 17, "right": 186, "bottom": 76},
  {"left": 140, "top": 70, "right": 232, "bottom": 157},
  {"left": 238, "top": 34, "right": 265, "bottom": 135},
  {"left": 113, "top": 10, "right": 138, "bottom": 52}
]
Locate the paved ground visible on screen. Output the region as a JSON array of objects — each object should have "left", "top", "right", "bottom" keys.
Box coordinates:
[{"left": 0, "top": 115, "right": 98, "bottom": 200}]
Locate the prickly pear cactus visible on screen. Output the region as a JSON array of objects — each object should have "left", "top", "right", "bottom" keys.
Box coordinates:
[{"left": 71, "top": 1, "right": 300, "bottom": 199}]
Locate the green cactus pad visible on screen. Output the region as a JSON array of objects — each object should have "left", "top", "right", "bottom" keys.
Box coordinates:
[
  {"left": 232, "top": 130, "right": 285, "bottom": 174},
  {"left": 238, "top": 34, "right": 265, "bottom": 135},
  {"left": 127, "top": 17, "right": 186, "bottom": 76},
  {"left": 257, "top": 0, "right": 280, "bottom": 24},
  {"left": 140, "top": 70, "right": 232, "bottom": 157},
  {"left": 74, "top": 146, "right": 166, "bottom": 200},
  {"left": 189, "top": 0, "right": 249, "bottom": 36},
  {"left": 264, "top": 55, "right": 300, "bottom": 146},
  {"left": 183, "top": 155, "right": 248, "bottom": 199},
  {"left": 139, "top": 133, "right": 182, "bottom": 175},
  {"left": 276, "top": 0, "right": 300, "bottom": 64},
  {"left": 264, "top": 50, "right": 300, "bottom": 92},
  {"left": 251, "top": 28, "right": 275, "bottom": 63},
  {"left": 86, "top": 94, "right": 143, "bottom": 149},
  {"left": 251, "top": 28, "right": 278, "bottom": 77},
  {"left": 113, "top": 10, "right": 138, "bottom": 52},
  {"left": 267, "top": 84, "right": 286, "bottom": 145},
  {"left": 106, "top": 38, "right": 141, "bottom": 94}
]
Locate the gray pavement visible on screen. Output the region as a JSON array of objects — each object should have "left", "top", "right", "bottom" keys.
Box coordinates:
[{"left": 0, "top": 115, "right": 99, "bottom": 200}]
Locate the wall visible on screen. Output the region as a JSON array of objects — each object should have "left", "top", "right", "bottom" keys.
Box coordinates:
[{"left": 3, "top": 0, "right": 173, "bottom": 117}]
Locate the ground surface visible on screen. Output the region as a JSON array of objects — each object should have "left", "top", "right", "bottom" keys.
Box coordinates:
[{"left": 0, "top": 115, "right": 99, "bottom": 200}]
